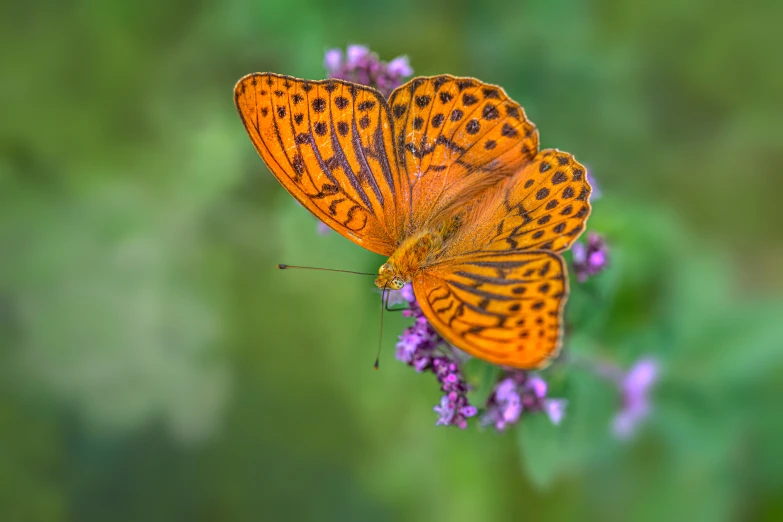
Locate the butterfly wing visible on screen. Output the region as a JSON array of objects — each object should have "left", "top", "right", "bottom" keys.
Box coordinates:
[
  {"left": 235, "top": 73, "right": 408, "bottom": 255},
  {"left": 439, "top": 149, "right": 592, "bottom": 258},
  {"left": 413, "top": 251, "right": 567, "bottom": 368},
  {"left": 414, "top": 151, "right": 591, "bottom": 369},
  {"left": 388, "top": 76, "right": 539, "bottom": 229}
]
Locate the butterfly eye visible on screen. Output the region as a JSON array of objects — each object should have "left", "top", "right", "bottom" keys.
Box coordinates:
[
  {"left": 391, "top": 277, "right": 405, "bottom": 290},
  {"left": 379, "top": 263, "right": 392, "bottom": 275}
]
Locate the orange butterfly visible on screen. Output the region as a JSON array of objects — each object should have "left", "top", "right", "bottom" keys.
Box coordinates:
[{"left": 234, "top": 73, "right": 591, "bottom": 368}]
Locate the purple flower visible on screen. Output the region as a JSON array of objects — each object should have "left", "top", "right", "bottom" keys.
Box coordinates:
[
  {"left": 488, "top": 378, "right": 522, "bottom": 429},
  {"left": 394, "top": 284, "right": 477, "bottom": 428},
  {"left": 394, "top": 295, "right": 437, "bottom": 369},
  {"left": 432, "top": 358, "right": 477, "bottom": 428},
  {"left": 611, "top": 358, "right": 659, "bottom": 439},
  {"left": 323, "top": 45, "right": 414, "bottom": 98},
  {"left": 400, "top": 283, "right": 415, "bottom": 303},
  {"left": 571, "top": 232, "right": 609, "bottom": 282},
  {"left": 434, "top": 395, "right": 456, "bottom": 426},
  {"left": 386, "top": 56, "right": 413, "bottom": 77},
  {"left": 482, "top": 372, "right": 566, "bottom": 430},
  {"left": 544, "top": 399, "right": 567, "bottom": 425},
  {"left": 323, "top": 48, "right": 343, "bottom": 72},
  {"left": 527, "top": 375, "right": 547, "bottom": 398},
  {"left": 385, "top": 285, "right": 409, "bottom": 308},
  {"left": 345, "top": 45, "right": 370, "bottom": 68}
]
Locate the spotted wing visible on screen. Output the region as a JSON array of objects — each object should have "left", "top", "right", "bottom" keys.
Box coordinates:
[
  {"left": 439, "top": 149, "right": 592, "bottom": 258},
  {"left": 388, "top": 76, "right": 539, "bottom": 229},
  {"left": 235, "top": 73, "right": 408, "bottom": 255},
  {"left": 414, "top": 251, "right": 567, "bottom": 369}
]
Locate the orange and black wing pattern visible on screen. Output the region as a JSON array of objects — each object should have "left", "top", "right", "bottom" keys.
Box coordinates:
[
  {"left": 234, "top": 73, "right": 408, "bottom": 255},
  {"left": 388, "top": 76, "right": 539, "bottom": 228},
  {"left": 440, "top": 149, "right": 592, "bottom": 258},
  {"left": 414, "top": 251, "right": 568, "bottom": 369},
  {"left": 417, "top": 150, "right": 591, "bottom": 369}
]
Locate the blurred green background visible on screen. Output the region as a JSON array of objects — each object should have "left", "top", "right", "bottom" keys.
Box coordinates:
[{"left": 2, "top": 0, "right": 783, "bottom": 520}]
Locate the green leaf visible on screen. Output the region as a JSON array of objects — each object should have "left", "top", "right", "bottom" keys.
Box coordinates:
[
  {"left": 517, "top": 368, "right": 615, "bottom": 488},
  {"left": 517, "top": 412, "right": 569, "bottom": 488},
  {"left": 668, "top": 301, "right": 783, "bottom": 389}
]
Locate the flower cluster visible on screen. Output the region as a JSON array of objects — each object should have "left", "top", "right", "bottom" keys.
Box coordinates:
[
  {"left": 572, "top": 232, "right": 609, "bottom": 282},
  {"left": 324, "top": 45, "right": 413, "bottom": 98},
  {"left": 432, "top": 359, "right": 478, "bottom": 429},
  {"left": 482, "top": 372, "right": 567, "bottom": 430},
  {"left": 393, "top": 285, "right": 567, "bottom": 430},
  {"left": 394, "top": 285, "right": 477, "bottom": 428}
]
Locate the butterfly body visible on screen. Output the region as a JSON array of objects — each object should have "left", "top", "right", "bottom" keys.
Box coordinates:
[
  {"left": 375, "top": 229, "right": 442, "bottom": 290},
  {"left": 235, "top": 72, "right": 592, "bottom": 368}
]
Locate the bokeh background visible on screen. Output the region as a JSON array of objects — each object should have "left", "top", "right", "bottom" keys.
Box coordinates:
[{"left": 2, "top": 0, "right": 783, "bottom": 520}]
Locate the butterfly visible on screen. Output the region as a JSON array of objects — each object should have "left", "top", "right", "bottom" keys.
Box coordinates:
[{"left": 234, "top": 73, "right": 591, "bottom": 368}]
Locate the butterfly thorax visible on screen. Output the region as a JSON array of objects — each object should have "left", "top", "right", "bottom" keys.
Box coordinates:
[{"left": 375, "top": 230, "right": 442, "bottom": 290}]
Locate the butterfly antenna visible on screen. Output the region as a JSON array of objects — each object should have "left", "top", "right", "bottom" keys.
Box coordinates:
[
  {"left": 374, "top": 287, "right": 389, "bottom": 371},
  {"left": 277, "top": 264, "right": 376, "bottom": 276}
]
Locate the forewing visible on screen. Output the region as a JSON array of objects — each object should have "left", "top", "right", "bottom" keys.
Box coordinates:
[
  {"left": 388, "top": 76, "right": 539, "bottom": 228},
  {"left": 440, "top": 149, "right": 592, "bottom": 257},
  {"left": 414, "top": 251, "right": 567, "bottom": 369},
  {"left": 235, "top": 73, "right": 408, "bottom": 255}
]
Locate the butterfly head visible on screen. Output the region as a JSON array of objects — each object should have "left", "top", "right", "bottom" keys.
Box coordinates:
[{"left": 375, "top": 263, "right": 406, "bottom": 290}]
